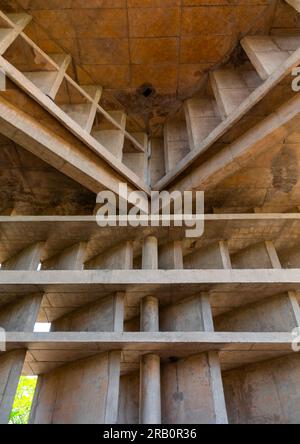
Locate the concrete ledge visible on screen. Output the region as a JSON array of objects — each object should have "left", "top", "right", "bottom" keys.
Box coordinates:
[
  {"left": 0, "top": 214, "right": 299, "bottom": 266},
  {"left": 0, "top": 269, "right": 300, "bottom": 286},
  {"left": 6, "top": 332, "right": 297, "bottom": 375},
  {"left": 5, "top": 331, "right": 295, "bottom": 349}
]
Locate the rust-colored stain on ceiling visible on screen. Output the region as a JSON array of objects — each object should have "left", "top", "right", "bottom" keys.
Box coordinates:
[
  {"left": 13, "top": 0, "right": 277, "bottom": 94},
  {"left": 0, "top": 0, "right": 292, "bottom": 131}
]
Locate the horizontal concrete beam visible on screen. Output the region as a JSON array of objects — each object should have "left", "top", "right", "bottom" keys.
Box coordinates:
[
  {"left": 5, "top": 331, "right": 295, "bottom": 353},
  {"left": 1, "top": 213, "right": 300, "bottom": 223},
  {"left": 13, "top": 332, "right": 296, "bottom": 376},
  {"left": 0, "top": 213, "right": 299, "bottom": 266},
  {"left": 1, "top": 270, "right": 300, "bottom": 287}
]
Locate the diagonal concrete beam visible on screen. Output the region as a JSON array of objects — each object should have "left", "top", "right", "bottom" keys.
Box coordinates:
[
  {"left": 285, "top": 0, "right": 300, "bottom": 12},
  {"left": 155, "top": 57, "right": 300, "bottom": 190},
  {"left": 159, "top": 92, "right": 300, "bottom": 194},
  {"left": 0, "top": 95, "right": 150, "bottom": 210}
]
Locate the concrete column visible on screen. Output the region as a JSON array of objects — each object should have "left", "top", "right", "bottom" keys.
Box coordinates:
[
  {"left": 140, "top": 354, "right": 161, "bottom": 424},
  {"left": 139, "top": 295, "right": 161, "bottom": 424},
  {"left": 141, "top": 296, "right": 159, "bottom": 332},
  {"left": 142, "top": 236, "right": 158, "bottom": 270}
]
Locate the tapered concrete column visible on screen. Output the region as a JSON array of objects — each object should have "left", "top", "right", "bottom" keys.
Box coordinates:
[
  {"left": 142, "top": 236, "right": 158, "bottom": 270},
  {"left": 141, "top": 296, "right": 159, "bottom": 332},
  {"left": 140, "top": 295, "right": 161, "bottom": 424}
]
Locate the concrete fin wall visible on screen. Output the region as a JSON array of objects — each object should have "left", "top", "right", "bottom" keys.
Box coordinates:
[
  {"left": 52, "top": 293, "right": 125, "bottom": 332},
  {"left": 42, "top": 242, "right": 86, "bottom": 270},
  {"left": 231, "top": 242, "right": 274, "bottom": 269},
  {"left": 118, "top": 372, "right": 140, "bottom": 424},
  {"left": 279, "top": 244, "right": 300, "bottom": 268},
  {"left": 0, "top": 293, "right": 42, "bottom": 332},
  {"left": 223, "top": 354, "right": 300, "bottom": 424},
  {"left": 85, "top": 242, "right": 133, "bottom": 270},
  {"left": 184, "top": 242, "right": 226, "bottom": 269},
  {"left": 29, "top": 292, "right": 125, "bottom": 423},
  {"left": 161, "top": 354, "right": 216, "bottom": 424},
  {"left": 158, "top": 241, "right": 183, "bottom": 270},
  {"left": 2, "top": 242, "right": 44, "bottom": 270},
  {"left": 160, "top": 295, "right": 208, "bottom": 332},
  {"left": 29, "top": 351, "right": 121, "bottom": 424},
  {"left": 0, "top": 291, "right": 43, "bottom": 423},
  {"left": 0, "top": 350, "right": 26, "bottom": 424},
  {"left": 215, "top": 293, "right": 298, "bottom": 332}
]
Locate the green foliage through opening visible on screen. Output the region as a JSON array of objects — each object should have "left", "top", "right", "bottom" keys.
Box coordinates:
[{"left": 9, "top": 376, "right": 37, "bottom": 424}]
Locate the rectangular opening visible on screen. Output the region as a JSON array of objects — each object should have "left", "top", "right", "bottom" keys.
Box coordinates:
[{"left": 9, "top": 376, "right": 37, "bottom": 425}]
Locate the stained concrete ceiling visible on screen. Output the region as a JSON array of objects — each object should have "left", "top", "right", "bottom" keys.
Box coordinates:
[
  {"left": 206, "top": 139, "right": 300, "bottom": 213},
  {"left": 0, "top": 136, "right": 95, "bottom": 215},
  {"left": 1, "top": 0, "right": 294, "bottom": 132},
  {"left": 0, "top": 0, "right": 299, "bottom": 214}
]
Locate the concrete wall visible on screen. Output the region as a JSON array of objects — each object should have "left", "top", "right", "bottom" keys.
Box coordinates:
[
  {"left": 161, "top": 354, "right": 216, "bottom": 424},
  {"left": 184, "top": 243, "right": 224, "bottom": 269},
  {"left": 215, "top": 294, "right": 297, "bottom": 332},
  {"left": 280, "top": 245, "right": 300, "bottom": 268},
  {"left": 31, "top": 292, "right": 124, "bottom": 424},
  {"left": 118, "top": 372, "right": 139, "bottom": 424},
  {"left": 52, "top": 292, "right": 124, "bottom": 333},
  {"left": 0, "top": 294, "right": 42, "bottom": 332},
  {"left": 85, "top": 242, "right": 133, "bottom": 270},
  {"left": 223, "top": 354, "right": 300, "bottom": 424},
  {"left": 160, "top": 295, "right": 227, "bottom": 424},
  {"left": 42, "top": 242, "right": 86, "bottom": 270},
  {"left": 52, "top": 296, "right": 116, "bottom": 332},
  {"left": 160, "top": 296, "right": 205, "bottom": 331},
  {"left": 231, "top": 242, "right": 273, "bottom": 269},
  {"left": 159, "top": 241, "right": 183, "bottom": 270},
  {"left": 124, "top": 317, "right": 140, "bottom": 332},
  {"left": 30, "top": 352, "right": 121, "bottom": 424},
  {"left": 2, "top": 242, "right": 44, "bottom": 271}
]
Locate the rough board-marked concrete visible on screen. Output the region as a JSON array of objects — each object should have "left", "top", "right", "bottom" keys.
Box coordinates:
[{"left": 0, "top": 4, "right": 300, "bottom": 424}]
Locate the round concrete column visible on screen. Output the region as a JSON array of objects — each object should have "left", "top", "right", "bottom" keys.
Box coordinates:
[
  {"left": 140, "top": 295, "right": 161, "bottom": 424},
  {"left": 141, "top": 296, "right": 159, "bottom": 332},
  {"left": 139, "top": 354, "right": 161, "bottom": 424},
  {"left": 142, "top": 236, "right": 158, "bottom": 270}
]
